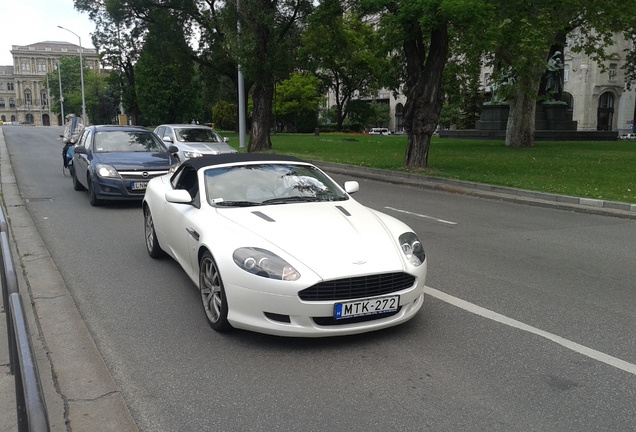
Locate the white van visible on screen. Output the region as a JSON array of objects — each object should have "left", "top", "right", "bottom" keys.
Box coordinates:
[{"left": 369, "top": 127, "right": 390, "bottom": 135}]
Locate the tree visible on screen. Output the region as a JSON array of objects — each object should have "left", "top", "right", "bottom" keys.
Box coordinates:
[
  {"left": 75, "top": 0, "right": 148, "bottom": 124},
  {"left": 212, "top": 101, "right": 238, "bottom": 130},
  {"left": 45, "top": 56, "right": 86, "bottom": 117},
  {"left": 301, "top": 0, "right": 389, "bottom": 131},
  {"left": 361, "top": 0, "right": 494, "bottom": 167},
  {"left": 274, "top": 73, "right": 323, "bottom": 132},
  {"left": 134, "top": 9, "right": 198, "bottom": 125}
]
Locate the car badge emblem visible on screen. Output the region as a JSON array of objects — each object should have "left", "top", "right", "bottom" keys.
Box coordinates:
[{"left": 142, "top": 171, "right": 149, "bottom": 178}]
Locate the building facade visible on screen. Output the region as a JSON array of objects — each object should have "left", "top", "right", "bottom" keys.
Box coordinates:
[{"left": 0, "top": 41, "right": 100, "bottom": 126}]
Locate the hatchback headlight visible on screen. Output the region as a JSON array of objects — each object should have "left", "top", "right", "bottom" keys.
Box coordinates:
[
  {"left": 95, "top": 164, "right": 120, "bottom": 179},
  {"left": 233, "top": 247, "right": 300, "bottom": 281},
  {"left": 399, "top": 232, "right": 425, "bottom": 266},
  {"left": 183, "top": 151, "right": 203, "bottom": 158}
]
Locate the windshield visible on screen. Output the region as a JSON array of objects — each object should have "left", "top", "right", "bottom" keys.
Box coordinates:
[
  {"left": 94, "top": 131, "right": 167, "bottom": 153},
  {"left": 204, "top": 163, "right": 349, "bottom": 206},
  {"left": 175, "top": 128, "right": 221, "bottom": 143}
]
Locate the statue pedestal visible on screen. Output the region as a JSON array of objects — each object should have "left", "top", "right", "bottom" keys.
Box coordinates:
[
  {"left": 475, "top": 104, "right": 509, "bottom": 130},
  {"left": 475, "top": 103, "right": 576, "bottom": 131}
]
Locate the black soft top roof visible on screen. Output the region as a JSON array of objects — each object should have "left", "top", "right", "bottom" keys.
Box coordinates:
[{"left": 183, "top": 153, "right": 306, "bottom": 170}]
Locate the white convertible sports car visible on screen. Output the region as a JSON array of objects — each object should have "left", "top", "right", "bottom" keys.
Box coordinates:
[{"left": 142, "top": 154, "right": 427, "bottom": 337}]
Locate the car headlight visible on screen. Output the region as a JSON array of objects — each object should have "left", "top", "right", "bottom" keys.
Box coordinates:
[
  {"left": 183, "top": 151, "right": 203, "bottom": 158},
  {"left": 399, "top": 232, "right": 425, "bottom": 266},
  {"left": 233, "top": 247, "right": 300, "bottom": 281},
  {"left": 95, "top": 164, "right": 121, "bottom": 179}
]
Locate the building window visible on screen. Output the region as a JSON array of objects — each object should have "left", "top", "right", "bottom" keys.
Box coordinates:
[
  {"left": 21, "top": 61, "right": 31, "bottom": 72},
  {"left": 37, "top": 63, "right": 47, "bottom": 72},
  {"left": 1, "top": 115, "right": 5, "bottom": 122},
  {"left": 609, "top": 63, "right": 617, "bottom": 81},
  {"left": 7, "top": 82, "right": 14, "bottom": 91},
  {"left": 0, "top": 98, "right": 4, "bottom": 108},
  {"left": 40, "top": 90, "right": 48, "bottom": 107},
  {"left": 9, "top": 98, "right": 15, "bottom": 108},
  {"left": 563, "top": 64, "right": 569, "bottom": 83},
  {"left": 24, "top": 90, "right": 32, "bottom": 106}
]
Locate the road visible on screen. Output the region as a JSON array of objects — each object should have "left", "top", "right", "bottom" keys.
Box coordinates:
[{"left": 4, "top": 125, "right": 636, "bottom": 431}]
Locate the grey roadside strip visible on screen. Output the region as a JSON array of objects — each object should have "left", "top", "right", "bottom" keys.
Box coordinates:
[
  {"left": 315, "top": 161, "right": 636, "bottom": 220},
  {"left": 0, "top": 129, "right": 138, "bottom": 431}
]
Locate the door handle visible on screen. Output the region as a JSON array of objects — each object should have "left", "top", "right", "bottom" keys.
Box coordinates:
[{"left": 186, "top": 228, "right": 200, "bottom": 241}]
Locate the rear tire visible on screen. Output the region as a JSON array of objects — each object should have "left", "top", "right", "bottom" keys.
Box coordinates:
[{"left": 71, "top": 168, "right": 85, "bottom": 191}]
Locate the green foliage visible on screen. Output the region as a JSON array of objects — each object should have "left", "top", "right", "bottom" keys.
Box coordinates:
[
  {"left": 134, "top": 9, "right": 198, "bottom": 126},
  {"left": 274, "top": 73, "right": 323, "bottom": 132},
  {"left": 45, "top": 57, "right": 85, "bottom": 115},
  {"left": 212, "top": 101, "right": 238, "bottom": 131}
]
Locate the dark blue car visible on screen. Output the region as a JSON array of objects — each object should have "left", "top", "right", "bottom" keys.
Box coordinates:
[{"left": 70, "top": 125, "right": 174, "bottom": 206}]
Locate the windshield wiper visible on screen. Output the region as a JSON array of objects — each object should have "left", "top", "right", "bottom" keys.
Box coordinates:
[
  {"left": 214, "top": 200, "right": 261, "bottom": 207},
  {"left": 262, "top": 196, "right": 321, "bottom": 205}
]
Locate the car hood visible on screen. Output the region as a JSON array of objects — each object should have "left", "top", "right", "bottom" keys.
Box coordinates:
[
  {"left": 93, "top": 152, "right": 171, "bottom": 170},
  {"left": 180, "top": 142, "right": 237, "bottom": 154},
  {"left": 219, "top": 202, "right": 406, "bottom": 280}
]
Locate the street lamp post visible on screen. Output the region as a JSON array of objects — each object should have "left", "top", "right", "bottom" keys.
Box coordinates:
[
  {"left": 57, "top": 59, "right": 65, "bottom": 122},
  {"left": 57, "top": 25, "right": 86, "bottom": 125}
]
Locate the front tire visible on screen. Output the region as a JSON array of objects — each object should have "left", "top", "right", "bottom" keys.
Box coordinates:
[
  {"left": 88, "top": 178, "right": 103, "bottom": 206},
  {"left": 199, "top": 251, "right": 231, "bottom": 332},
  {"left": 144, "top": 206, "right": 165, "bottom": 258}
]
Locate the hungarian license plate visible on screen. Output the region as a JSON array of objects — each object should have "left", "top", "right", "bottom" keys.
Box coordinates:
[
  {"left": 131, "top": 182, "right": 148, "bottom": 190},
  {"left": 334, "top": 295, "right": 399, "bottom": 319}
]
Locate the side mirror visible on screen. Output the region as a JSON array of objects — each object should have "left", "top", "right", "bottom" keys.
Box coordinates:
[
  {"left": 168, "top": 145, "right": 179, "bottom": 153},
  {"left": 165, "top": 189, "right": 193, "bottom": 204},
  {"left": 223, "top": 137, "right": 230, "bottom": 143},
  {"left": 163, "top": 136, "right": 173, "bottom": 143},
  {"left": 344, "top": 181, "right": 359, "bottom": 194},
  {"left": 73, "top": 146, "right": 87, "bottom": 155}
]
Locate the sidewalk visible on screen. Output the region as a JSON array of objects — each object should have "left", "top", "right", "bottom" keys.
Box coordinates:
[
  {"left": 1, "top": 129, "right": 635, "bottom": 432},
  {"left": 0, "top": 129, "right": 138, "bottom": 432}
]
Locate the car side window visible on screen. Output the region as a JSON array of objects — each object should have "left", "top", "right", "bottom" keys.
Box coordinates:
[
  {"left": 155, "top": 126, "right": 165, "bottom": 139},
  {"left": 78, "top": 129, "right": 91, "bottom": 149}
]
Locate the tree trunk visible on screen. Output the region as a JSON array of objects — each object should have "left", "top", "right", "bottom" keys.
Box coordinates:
[
  {"left": 505, "top": 74, "right": 541, "bottom": 147},
  {"left": 248, "top": 81, "right": 274, "bottom": 152},
  {"left": 403, "top": 24, "right": 449, "bottom": 168}
]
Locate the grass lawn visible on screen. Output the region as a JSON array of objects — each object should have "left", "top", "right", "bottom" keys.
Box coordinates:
[{"left": 219, "top": 131, "right": 636, "bottom": 204}]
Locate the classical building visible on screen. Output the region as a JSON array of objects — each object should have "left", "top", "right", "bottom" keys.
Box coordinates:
[{"left": 0, "top": 41, "right": 100, "bottom": 126}]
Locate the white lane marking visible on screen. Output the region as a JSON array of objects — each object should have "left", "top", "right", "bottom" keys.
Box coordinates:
[
  {"left": 424, "top": 286, "right": 636, "bottom": 376},
  {"left": 385, "top": 207, "right": 457, "bottom": 225}
]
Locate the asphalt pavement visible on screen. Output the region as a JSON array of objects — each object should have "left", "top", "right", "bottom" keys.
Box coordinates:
[{"left": 1, "top": 126, "right": 635, "bottom": 431}]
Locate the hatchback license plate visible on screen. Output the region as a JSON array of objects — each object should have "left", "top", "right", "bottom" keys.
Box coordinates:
[
  {"left": 334, "top": 295, "right": 399, "bottom": 319},
  {"left": 131, "top": 182, "right": 148, "bottom": 190}
]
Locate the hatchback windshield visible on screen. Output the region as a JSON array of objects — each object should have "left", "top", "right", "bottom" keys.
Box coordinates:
[
  {"left": 94, "top": 131, "right": 167, "bottom": 153},
  {"left": 175, "top": 128, "right": 222, "bottom": 143},
  {"left": 204, "top": 163, "right": 348, "bottom": 206}
]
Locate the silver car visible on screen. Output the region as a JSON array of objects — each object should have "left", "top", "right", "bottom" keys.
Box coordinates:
[{"left": 154, "top": 124, "right": 237, "bottom": 162}]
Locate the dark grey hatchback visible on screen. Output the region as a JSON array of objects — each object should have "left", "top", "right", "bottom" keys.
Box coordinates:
[{"left": 70, "top": 125, "right": 174, "bottom": 206}]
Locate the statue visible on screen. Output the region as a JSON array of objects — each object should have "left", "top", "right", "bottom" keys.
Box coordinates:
[
  {"left": 489, "top": 67, "right": 516, "bottom": 104},
  {"left": 545, "top": 51, "right": 564, "bottom": 101}
]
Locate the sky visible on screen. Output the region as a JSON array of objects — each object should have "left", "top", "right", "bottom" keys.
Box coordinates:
[{"left": 1, "top": 0, "right": 96, "bottom": 65}]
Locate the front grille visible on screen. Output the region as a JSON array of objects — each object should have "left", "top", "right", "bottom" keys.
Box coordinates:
[
  {"left": 299, "top": 272, "right": 416, "bottom": 302},
  {"left": 120, "top": 170, "right": 168, "bottom": 181}
]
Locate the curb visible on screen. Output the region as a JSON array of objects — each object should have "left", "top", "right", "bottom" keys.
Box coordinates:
[
  {"left": 0, "top": 129, "right": 138, "bottom": 432},
  {"left": 315, "top": 161, "right": 636, "bottom": 220}
]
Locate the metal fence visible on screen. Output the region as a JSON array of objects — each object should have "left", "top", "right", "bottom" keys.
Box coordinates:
[{"left": 0, "top": 205, "right": 50, "bottom": 431}]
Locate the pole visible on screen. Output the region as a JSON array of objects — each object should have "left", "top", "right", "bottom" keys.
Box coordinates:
[
  {"left": 57, "top": 26, "right": 86, "bottom": 125},
  {"left": 57, "top": 59, "right": 64, "bottom": 122},
  {"left": 237, "top": 0, "right": 246, "bottom": 149},
  {"left": 45, "top": 73, "right": 52, "bottom": 124}
]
